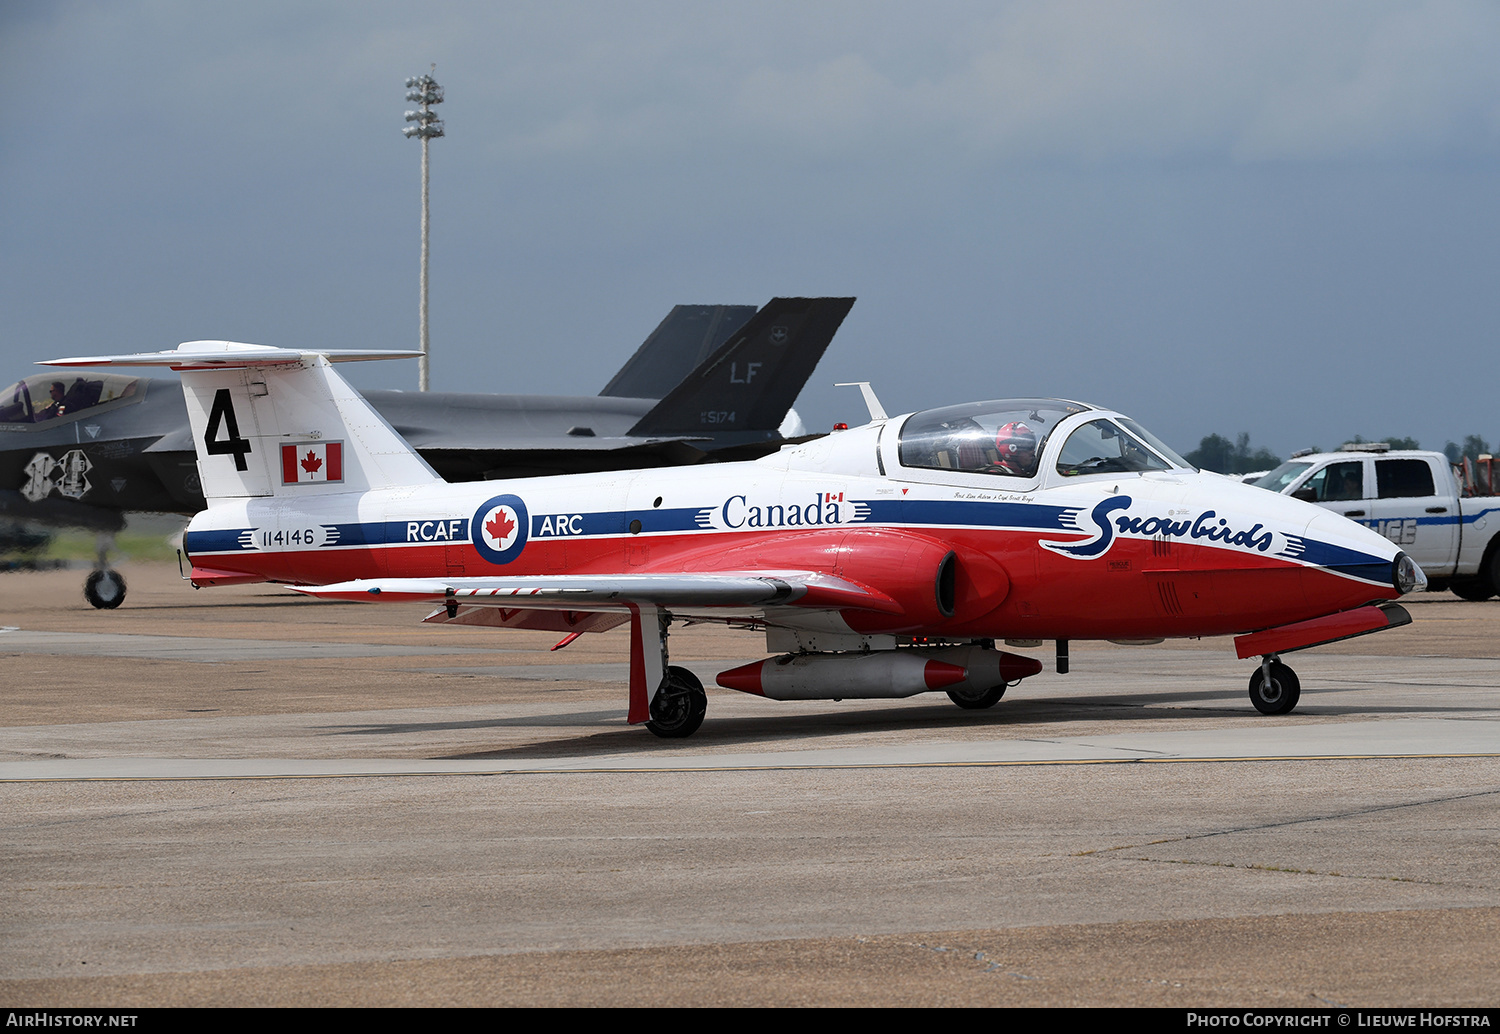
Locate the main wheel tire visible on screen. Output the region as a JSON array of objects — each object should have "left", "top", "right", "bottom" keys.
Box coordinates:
[
  {"left": 1450, "top": 578, "right": 1494, "bottom": 601},
  {"left": 84, "top": 568, "right": 126, "bottom": 610},
  {"left": 946, "top": 683, "right": 1007, "bottom": 709},
  {"left": 1248, "top": 661, "right": 1301, "bottom": 716},
  {"left": 646, "top": 665, "right": 707, "bottom": 739}
]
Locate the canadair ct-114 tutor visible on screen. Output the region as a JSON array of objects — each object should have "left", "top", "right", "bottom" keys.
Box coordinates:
[{"left": 43, "top": 341, "right": 1425, "bottom": 737}]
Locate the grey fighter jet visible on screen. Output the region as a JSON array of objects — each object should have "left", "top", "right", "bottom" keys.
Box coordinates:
[{"left": 2, "top": 297, "right": 854, "bottom": 607}]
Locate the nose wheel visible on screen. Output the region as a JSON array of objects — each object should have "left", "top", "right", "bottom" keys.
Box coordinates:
[
  {"left": 84, "top": 567, "right": 126, "bottom": 609},
  {"left": 1248, "top": 657, "right": 1300, "bottom": 715}
]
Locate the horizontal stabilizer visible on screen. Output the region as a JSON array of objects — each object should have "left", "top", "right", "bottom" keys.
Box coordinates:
[{"left": 43, "top": 341, "right": 422, "bottom": 370}]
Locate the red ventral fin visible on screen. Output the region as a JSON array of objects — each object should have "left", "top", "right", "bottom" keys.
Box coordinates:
[{"left": 189, "top": 566, "right": 268, "bottom": 588}]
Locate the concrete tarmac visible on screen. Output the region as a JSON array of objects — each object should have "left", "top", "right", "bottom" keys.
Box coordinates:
[{"left": 2, "top": 563, "right": 1498, "bottom": 1007}]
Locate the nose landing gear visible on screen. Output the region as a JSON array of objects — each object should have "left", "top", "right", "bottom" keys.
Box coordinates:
[
  {"left": 83, "top": 533, "right": 126, "bottom": 609},
  {"left": 1249, "top": 655, "right": 1300, "bottom": 715}
]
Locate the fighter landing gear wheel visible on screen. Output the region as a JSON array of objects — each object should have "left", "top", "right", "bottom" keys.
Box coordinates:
[
  {"left": 646, "top": 666, "right": 707, "bottom": 739},
  {"left": 84, "top": 568, "right": 126, "bottom": 610},
  {"left": 1248, "top": 661, "right": 1300, "bottom": 716},
  {"left": 946, "top": 682, "right": 1007, "bottom": 710}
]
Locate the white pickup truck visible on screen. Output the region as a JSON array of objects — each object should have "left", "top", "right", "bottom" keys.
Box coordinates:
[{"left": 1251, "top": 445, "right": 1500, "bottom": 599}]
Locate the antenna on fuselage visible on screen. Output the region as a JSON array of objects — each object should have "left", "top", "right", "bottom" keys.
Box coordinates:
[{"left": 834, "top": 382, "right": 888, "bottom": 423}]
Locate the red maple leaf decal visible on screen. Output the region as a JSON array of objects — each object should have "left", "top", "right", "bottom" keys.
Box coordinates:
[
  {"left": 485, "top": 509, "right": 516, "bottom": 543},
  {"left": 301, "top": 450, "right": 323, "bottom": 475}
]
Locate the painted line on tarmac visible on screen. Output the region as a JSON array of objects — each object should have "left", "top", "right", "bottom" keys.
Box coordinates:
[
  {"left": 3, "top": 751, "right": 1498, "bottom": 783},
  {"left": 0, "top": 628, "right": 524, "bottom": 661}
]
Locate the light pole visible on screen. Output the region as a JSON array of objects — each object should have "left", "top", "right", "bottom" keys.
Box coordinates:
[{"left": 403, "top": 67, "right": 444, "bottom": 391}]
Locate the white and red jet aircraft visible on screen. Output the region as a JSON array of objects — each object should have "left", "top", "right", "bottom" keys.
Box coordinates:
[{"left": 45, "top": 342, "right": 1425, "bottom": 738}]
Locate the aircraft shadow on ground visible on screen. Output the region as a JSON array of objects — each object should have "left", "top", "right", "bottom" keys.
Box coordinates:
[
  {"left": 316, "top": 709, "right": 626, "bottom": 736},
  {"left": 427, "top": 693, "right": 1263, "bottom": 762},
  {"left": 417, "top": 682, "right": 1493, "bottom": 761}
]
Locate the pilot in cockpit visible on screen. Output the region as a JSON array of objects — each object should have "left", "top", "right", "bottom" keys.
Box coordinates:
[
  {"left": 35, "top": 381, "right": 68, "bottom": 420},
  {"left": 992, "top": 421, "right": 1039, "bottom": 477}
]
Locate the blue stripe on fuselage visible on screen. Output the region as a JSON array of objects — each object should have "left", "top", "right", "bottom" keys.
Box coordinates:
[
  {"left": 1283, "top": 536, "right": 1393, "bottom": 585},
  {"left": 183, "top": 528, "right": 254, "bottom": 554},
  {"left": 853, "top": 499, "right": 1076, "bottom": 530},
  {"left": 530, "top": 506, "right": 704, "bottom": 538}
]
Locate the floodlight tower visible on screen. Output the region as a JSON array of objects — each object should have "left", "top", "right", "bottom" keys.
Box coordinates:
[{"left": 403, "top": 67, "right": 444, "bottom": 391}]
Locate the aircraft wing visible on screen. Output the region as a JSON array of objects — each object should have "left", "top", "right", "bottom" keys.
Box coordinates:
[
  {"left": 0, "top": 489, "right": 128, "bottom": 532},
  {"left": 290, "top": 570, "right": 900, "bottom": 614}
]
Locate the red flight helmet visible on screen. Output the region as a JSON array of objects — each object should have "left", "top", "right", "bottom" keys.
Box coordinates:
[{"left": 995, "top": 421, "right": 1038, "bottom": 467}]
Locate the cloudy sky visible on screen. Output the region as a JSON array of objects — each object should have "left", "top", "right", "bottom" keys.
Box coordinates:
[{"left": 3, "top": 1, "right": 1498, "bottom": 458}]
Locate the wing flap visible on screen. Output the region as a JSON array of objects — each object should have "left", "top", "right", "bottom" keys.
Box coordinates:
[{"left": 291, "top": 570, "right": 901, "bottom": 614}]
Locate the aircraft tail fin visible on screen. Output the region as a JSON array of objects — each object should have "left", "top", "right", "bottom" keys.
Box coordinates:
[
  {"left": 599, "top": 304, "right": 758, "bottom": 399},
  {"left": 625, "top": 297, "right": 854, "bottom": 438},
  {"left": 42, "top": 341, "right": 439, "bottom": 502}
]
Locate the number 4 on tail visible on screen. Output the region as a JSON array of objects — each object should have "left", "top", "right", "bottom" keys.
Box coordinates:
[{"left": 204, "top": 388, "right": 253, "bottom": 471}]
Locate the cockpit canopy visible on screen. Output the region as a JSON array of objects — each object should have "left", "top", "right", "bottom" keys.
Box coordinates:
[
  {"left": 898, "top": 400, "right": 1091, "bottom": 478},
  {"left": 1053, "top": 416, "right": 1190, "bottom": 477},
  {"left": 897, "top": 398, "right": 1191, "bottom": 480},
  {"left": 0, "top": 373, "right": 142, "bottom": 425}
]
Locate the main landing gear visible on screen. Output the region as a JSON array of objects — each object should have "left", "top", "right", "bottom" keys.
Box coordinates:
[
  {"left": 646, "top": 666, "right": 708, "bottom": 739},
  {"left": 946, "top": 682, "right": 1008, "bottom": 710},
  {"left": 1248, "top": 655, "right": 1300, "bottom": 716},
  {"left": 631, "top": 606, "right": 709, "bottom": 740},
  {"left": 83, "top": 532, "right": 125, "bottom": 610}
]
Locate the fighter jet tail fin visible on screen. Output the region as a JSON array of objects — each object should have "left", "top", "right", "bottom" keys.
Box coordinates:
[
  {"left": 625, "top": 297, "right": 854, "bottom": 438},
  {"left": 42, "top": 341, "right": 439, "bottom": 501},
  {"left": 599, "top": 304, "right": 758, "bottom": 399}
]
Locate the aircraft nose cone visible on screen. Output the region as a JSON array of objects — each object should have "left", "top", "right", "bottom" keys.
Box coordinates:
[
  {"left": 1301, "top": 507, "right": 1408, "bottom": 596},
  {"left": 1394, "top": 552, "right": 1427, "bottom": 595}
]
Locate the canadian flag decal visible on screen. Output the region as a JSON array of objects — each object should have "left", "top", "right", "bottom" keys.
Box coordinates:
[{"left": 281, "top": 442, "right": 344, "bottom": 484}]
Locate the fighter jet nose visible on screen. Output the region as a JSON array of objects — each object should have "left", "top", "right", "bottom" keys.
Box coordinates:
[{"left": 1394, "top": 552, "right": 1426, "bottom": 595}]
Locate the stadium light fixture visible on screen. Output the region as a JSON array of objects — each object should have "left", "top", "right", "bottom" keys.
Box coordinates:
[{"left": 403, "top": 66, "right": 444, "bottom": 391}]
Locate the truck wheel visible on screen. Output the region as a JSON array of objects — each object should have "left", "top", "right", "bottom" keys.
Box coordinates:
[{"left": 1450, "top": 578, "right": 1494, "bottom": 601}]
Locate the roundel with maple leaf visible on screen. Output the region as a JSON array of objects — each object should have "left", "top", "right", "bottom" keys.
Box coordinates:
[{"left": 471, "top": 493, "right": 529, "bottom": 565}]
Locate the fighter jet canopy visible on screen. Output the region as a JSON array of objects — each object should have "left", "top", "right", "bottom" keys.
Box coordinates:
[{"left": 1, "top": 373, "right": 142, "bottom": 426}]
